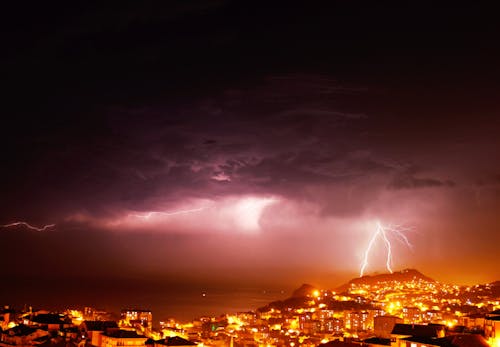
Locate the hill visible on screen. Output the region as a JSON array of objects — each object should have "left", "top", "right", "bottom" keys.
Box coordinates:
[
  {"left": 291, "top": 283, "right": 318, "bottom": 298},
  {"left": 336, "top": 269, "right": 435, "bottom": 293},
  {"left": 490, "top": 281, "right": 500, "bottom": 297}
]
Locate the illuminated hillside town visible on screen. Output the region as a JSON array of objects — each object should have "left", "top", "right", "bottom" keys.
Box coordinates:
[{"left": 1, "top": 270, "right": 499, "bottom": 347}]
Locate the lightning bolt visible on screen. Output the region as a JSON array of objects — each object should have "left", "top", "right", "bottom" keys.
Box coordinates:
[
  {"left": 131, "top": 206, "right": 208, "bottom": 220},
  {"left": 1, "top": 221, "right": 56, "bottom": 231},
  {"left": 359, "top": 221, "right": 413, "bottom": 277}
]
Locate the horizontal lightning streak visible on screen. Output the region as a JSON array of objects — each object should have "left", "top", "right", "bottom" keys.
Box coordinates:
[
  {"left": 132, "top": 207, "right": 208, "bottom": 220},
  {"left": 1, "top": 221, "right": 56, "bottom": 231}
]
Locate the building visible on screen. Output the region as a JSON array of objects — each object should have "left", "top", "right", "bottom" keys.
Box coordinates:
[
  {"left": 345, "top": 311, "right": 370, "bottom": 331},
  {"left": 302, "top": 320, "right": 321, "bottom": 335},
  {"left": 84, "top": 307, "right": 113, "bottom": 321},
  {"left": 323, "top": 318, "right": 344, "bottom": 334},
  {"left": 121, "top": 309, "right": 153, "bottom": 331},
  {"left": 402, "top": 307, "right": 421, "bottom": 324},
  {"left": 390, "top": 323, "right": 445, "bottom": 347},
  {"left": 80, "top": 320, "right": 118, "bottom": 346},
  {"left": 374, "top": 316, "right": 403, "bottom": 338},
  {"left": 459, "top": 313, "right": 485, "bottom": 330},
  {"left": 421, "top": 310, "right": 442, "bottom": 324},
  {"left": 485, "top": 315, "right": 500, "bottom": 347},
  {"left": 101, "top": 329, "right": 147, "bottom": 347}
]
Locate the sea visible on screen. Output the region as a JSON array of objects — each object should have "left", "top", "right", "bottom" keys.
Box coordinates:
[{"left": 2, "top": 278, "right": 292, "bottom": 324}]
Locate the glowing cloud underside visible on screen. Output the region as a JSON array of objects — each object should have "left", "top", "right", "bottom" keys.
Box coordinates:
[
  {"left": 231, "top": 197, "right": 277, "bottom": 231},
  {"left": 119, "top": 196, "right": 278, "bottom": 232},
  {"left": 1, "top": 221, "right": 56, "bottom": 231},
  {"left": 360, "top": 221, "right": 413, "bottom": 277}
]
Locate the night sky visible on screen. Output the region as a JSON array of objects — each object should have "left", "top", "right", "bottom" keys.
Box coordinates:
[{"left": 1, "top": 2, "right": 499, "bottom": 310}]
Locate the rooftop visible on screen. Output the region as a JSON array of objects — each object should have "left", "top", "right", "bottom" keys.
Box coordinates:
[
  {"left": 104, "top": 330, "right": 145, "bottom": 339},
  {"left": 156, "top": 336, "right": 196, "bottom": 346},
  {"left": 82, "top": 320, "right": 118, "bottom": 331},
  {"left": 391, "top": 323, "right": 444, "bottom": 337}
]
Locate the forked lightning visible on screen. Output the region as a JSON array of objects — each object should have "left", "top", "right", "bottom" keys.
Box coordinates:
[{"left": 360, "top": 221, "right": 413, "bottom": 277}]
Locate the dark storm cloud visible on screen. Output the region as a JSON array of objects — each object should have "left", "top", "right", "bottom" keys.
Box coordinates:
[
  {"left": 475, "top": 174, "right": 500, "bottom": 187},
  {"left": 80, "top": 75, "right": 393, "bottom": 217},
  {"left": 1, "top": 70, "right": 496, "bottom": 222},
  {"left": 35, "top": 75, "right": 370, "bottom": 216},
  {"left": 389, "top": 174, "right": 455, "bottom": 190}
]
